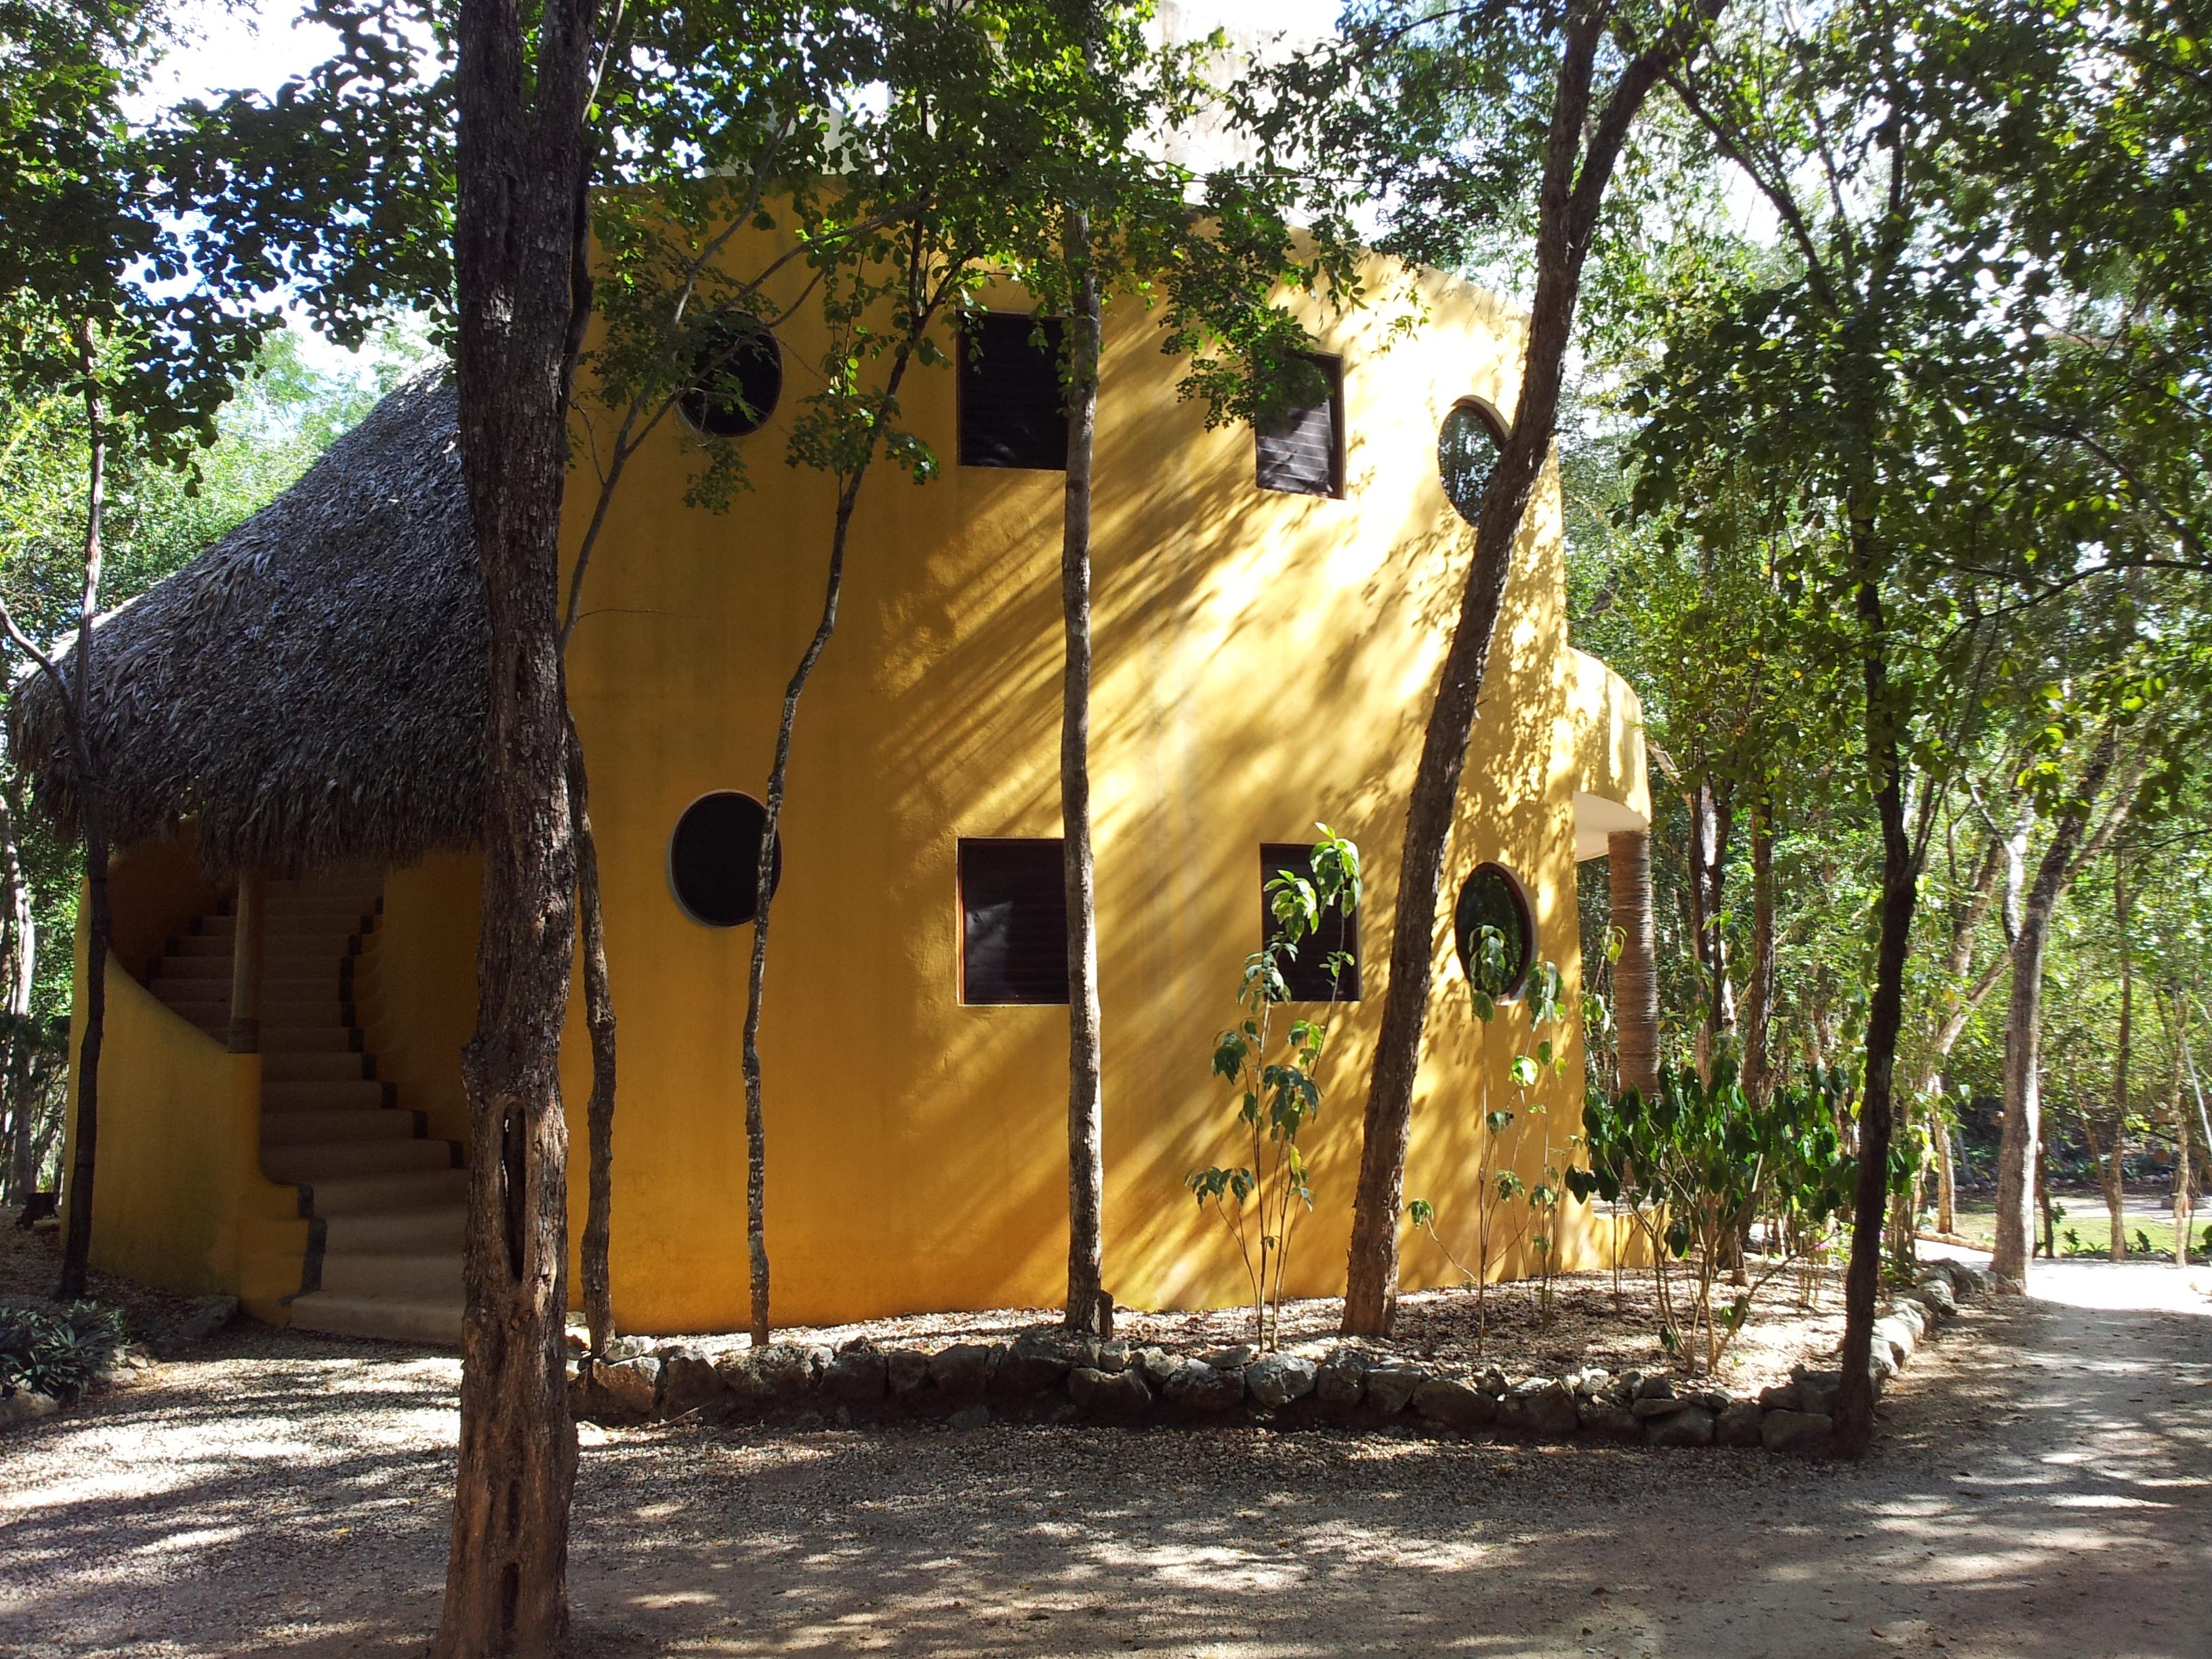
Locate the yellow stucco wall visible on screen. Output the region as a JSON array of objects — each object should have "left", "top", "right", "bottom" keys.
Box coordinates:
[
  {"left": 353, "top": 853, "right": 482, "bottom": 1149},
  {"left": 60, "top": 838, "right": 309, "bottom": 1319}
]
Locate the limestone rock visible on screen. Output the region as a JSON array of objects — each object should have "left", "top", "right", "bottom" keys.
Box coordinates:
[
  {"left": 1715, "top": 1401, "right": 1764, "bottom": 1447},
  {"left": 929, "top": 1342, "right": 1000, "bottom": 1397},
  {"left": 1246, "top": 1353, "right": 1317, "bottom": 1409},
  {"left": 884, "top": 1348, "right": 932, "bottom": 1397},
  {"left": 1761, "top": 1408, "right": 1834, "bottom": 1456},
  {"left": 1201, "top": 1343, "right": 1257, "bottom": 1369},
  {"left": 1164, "top": 1359, "right": 1246, "bottom": 1412},
  {"left": 596, "top": 1356, "right": 661, "bottom": 1421},
  {"left": 175, "top": 1295, "right": 240, "bottom": 1347},
  {"left": 1908, "top": 1276, "right": 1958, "bottom": 1319},
  {"left": 1643, "top": 1406, "right": 1715, "bottom": 1448},
  {"left": 0, "top": 1389, "right": 59, "bottom": 1427},
  {"left": 994, "top": 1330, "right": 1078, "bottom": 1395},
  {"left": 1498, "top": 1380, "right": 1580, "bottom": 1438},
  {"left": 1093, "top": 1340, "right": 1132, "bottom": 1376},
  {"left": 1136, "top": 1347, "right": 1181, "bottom": 1390},
  {"left": 1790, "top": 1368, "right": 1842, "bottom": 1416},
  {"left": 660, "top": 1352, "right": 724, "bottom": 1414},
  {"left": 716, "top": 1350, "right": 772, "bottom": 1406},
  {"left": 1631, "top": 1395, "right": 1700, "bottom": 1420},
  {"left": 1634, "top": 1374, "right": 1675, "bottom": 1401},
  {"left": 1413, "top": 1376, "right": 1498, "bottom": 1429},
  {"left": 823, "top": 1343, "right": 886, "bottom": 1402},
  {"left": 1758, "top": 1380, "right": 1801, "bottom": 1412},
  {"left": 947, "top": 1403, "right": 991, "bottom": 1430},
  {"left": 1576, "top": 1398, "right": 1641, "bottom": 1443},
  {"left": 602, "top": 1332, "right": 655, "bottom": 1362},
  {"left": 1872, "top": 1315, "right": 1919, "bottom": 1368},
  {"left": 757, "top": 1344, "right": 827, "bottom": 1399},
  {"left": 1313, "top": 1351, "right": 1366, "bottom": 1409},
  {"left": 1362, "top": 1364, "right": 1427, "bottom": 1416},
  {"left": 1069, "top": 1365, "right": 1151, "bottom": 1416}
]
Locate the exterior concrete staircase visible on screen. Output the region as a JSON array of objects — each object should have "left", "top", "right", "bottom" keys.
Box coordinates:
[{"left": 145, "top": 869, "right": 465, "bottom": 1345}]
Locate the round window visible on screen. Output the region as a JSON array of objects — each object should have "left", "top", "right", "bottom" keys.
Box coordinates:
[
  {"left": 1453, "top": 861, "right": 1532, "bottom": 1000},
  {"left": 680, "top": 319, "right": 783, "bottom": 438},
  {"left": 1438, "top": 400, "right": 1505, "bottom": 526},
  {"left": 668, "top": 792, "right": 783, "bottom": 926}
]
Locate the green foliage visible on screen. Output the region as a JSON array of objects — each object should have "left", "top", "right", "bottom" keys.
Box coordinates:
[
  {"left": 1188, "top": 827, "right": 1359, "bottom": 1349},
  {"left": 0, "top": 1300, "right": 125, "bottom": 1400}
]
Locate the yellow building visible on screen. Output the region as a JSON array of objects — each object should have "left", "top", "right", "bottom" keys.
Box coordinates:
[{"left": 21, "top": 253, "right": 1650, "bottom": 1343}]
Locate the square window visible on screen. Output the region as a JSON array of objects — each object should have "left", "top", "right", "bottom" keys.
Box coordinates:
[
  {"left": 959, "top": 313, "right": 1068, "bottom": 471},
  {"left": 1254, "top": 354, "right": 1344, "bottom": 498},
  {"left": 1261, "top": 842, "right": 1361, "bottom": 1001},
  {"left": 960, "top": 838, "right": 1069, "bottom": 1004}
]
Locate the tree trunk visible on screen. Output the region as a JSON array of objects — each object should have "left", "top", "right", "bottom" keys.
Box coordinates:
[
  {"left": 2036, "top": 1148, "right": 2055, "bottom": 1258},
  {"left": 1685, "top": 778, "right": 1734, "bottom": 1080},
  {"left": 568, "top": 715, "right": 617, "bottom": 1355},
  {"left": 1061, "top": 208, "right": 1105, "bottom": 1334},
  {"left": 1608, "top": 830, "right": 1659, "bottom": 1098},
  {"left": 56, "top": 321, "right": 108, "bottom": 1306},
  {"left": 1830, "top": 532, "right": 1917, "bottom": 1459},
  {"left": 1, "top": 785, "right": 35, "bottom": 1205},
  {"left": 1992, "top": 730, "right": 2119, "bottom": 1288},
  {"left": 1343, "top": 19, "right": 1675, "bottom": 1335},
  {"left": 438, "top": 0, "right": 600, "bottom": 1642},
  {"left": 1741, "top": 797, "right": 1775, "bottom": 1108},
  {"left": 1936, "top": 1118, "right": 1957, "bottom": 1235},
  {"left": 2173, "top": 1008, "right": 2192, "bottom": 1269},
  {"left": 2106, "top": 854, "right": 2130, "bottom": 1261}
]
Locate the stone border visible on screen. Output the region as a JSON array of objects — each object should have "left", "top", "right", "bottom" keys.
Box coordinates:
[{"left": 572, "top": 1260, "right": 1987, "bottom": 1456}]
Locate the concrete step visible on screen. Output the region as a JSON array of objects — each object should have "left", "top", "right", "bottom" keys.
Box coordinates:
[
  {"left": 264, "top": 1051, "right": 373, "bottom": 1084},
  {"left": 170, "top": 935, "right": 233, "bottom": 960},
  {"left": 263, "top": 1138, "right": 459, "bottom": 1183},
  {"left": 291, "top": 1168, "right": 470, "bottom": 1215},
  {"left": 262, "top": 994, "right": 350, "bottom": 1019},
  {"left": 318, "top": 1251, "right": 462, "bottom": 1300},
  {"left": 265, "top": 1079, "right": 392, "bottom": 1113},
  {"left": 262, "top": 1107, "right": 422, "bottom": 1146},
  {"left": 155, "top": 958, "right": 230, "bottom": 983},
  {"left": 262, "top": 1027, "right": 363, "bottom": 1054},
  {"left": 287, "top": 1292, "right": 461, "bottom": 1347},
  {"left": 322, "top": 1206, "right": 466, "bottom": 1255},
  {"left": 154, "top": 985, "right": 227, "bottom": 1015},
  {"left": 196, "top": 914, "right": 237, "bottom": 939}
]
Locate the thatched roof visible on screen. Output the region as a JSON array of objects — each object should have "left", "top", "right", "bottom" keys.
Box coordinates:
[{"left": 10, "top": 373, "right": 485, "bottom": 878}]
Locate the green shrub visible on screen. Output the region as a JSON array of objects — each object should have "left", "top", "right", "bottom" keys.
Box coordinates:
[{"left": 0, "top": 1301, "right": 127, "bottom": 1400}]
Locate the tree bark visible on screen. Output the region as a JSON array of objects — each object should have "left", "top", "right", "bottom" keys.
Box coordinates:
[
  {"left": 1061, "top": 209, "right": 1105, "bottom": 1334},
  {"left": 1, "top": 784, "right": 35, "bottom": 1205},
  {"left": 1741, "top": 796, "right": 1775, "bottom": 1107},
  {"left": 1608, "top": 830, "right": 1659, "bottom": 1098},
  {"left": 2106, "top": 852, "right": 2131, "bottom": 1261},
  {"left": 1343, "top": 18, "right": 1679, "bottom": 1336},
  {"left": 56, "top": 320, "right": 108, "bottom": 1305},
  {"left": 2174, "top": 1004, "right": 2193, "bottom": 1269},
  {"left": 1830, "top": 530, "right": 1917, "bottom": 1460},
  {"left": 1685, "top": 777, "right": 1734, "bottom": 1080},
  {"left": 568, "top": 714, "right": 617, "bottom": 1355},
  {"left": 438, "top": 0, "right": 599, "bottom": 1642},
  {"left": 1991, "top": 729, "right": 2119, "bottom": 1288}
]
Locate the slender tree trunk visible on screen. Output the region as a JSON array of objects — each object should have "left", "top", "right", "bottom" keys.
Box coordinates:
[
  {"left": 2106, "top": 855, "right": 2131, "bottom": 1260},
  {"left": 740, "top": 348, "right": 922, "bottom": 1345},
  {"left": 2173, "top": 1007, "right": 2192, "bottom": 1268},
  {"left": 0, "top": 785, "right": 34, "bottom": 1205},
  {"left": 567, "top": 714, "right": 618, "bottom": 1355},
  {"left": 1742, "top": 796, "right": 1775, "bottom": 1107},
  {"left": 56, "top": 322, "right": 108, "bottom": 1305},
  {"left": 1343, "top": 20, "right": 1676, "bottom": 1334},
  {"left": 1831, "top": 531, "right": 1917, "bottom": 1459},
  {"left": 2036, "top": 1149, "right": 2055, "bottom": 1258},
  {"left": 1061, "top": 210, "right": 1105, "bottom": 1334},
  {"left": 438, "top": 0, "right": 599, "bottom": 1641},
  {"left": 1609, "top": 830, "right": 1659, "bottom": 1098},
  {"left": 1685, "top": 779, "right": 1734, "bottom": 1080},
  {"left": 1992, "top": 731, "right": 2119, "bottom": 1288}
]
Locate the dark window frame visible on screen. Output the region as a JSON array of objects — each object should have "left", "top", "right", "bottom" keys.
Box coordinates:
[
  {"left": 958, "top": 312, "right": 1069, "bottom": 472},
  {"left": 1437, "top": 396, "right": 1507, "bottom": 525},
  {"left": 678, "top": 318, "right": 784, "bottom": 440},
  {"left": 667, "top": 790, "right": 784, "bottom": 928},
  {"left": 958, "top": 836, "right": 1070, "bottom": 1006},
  {"left": 1452, "top": 860, "right": 1534, "bottom": 1002},
  {"left": 1261, "top": 842, "right": 1362, "bottom": 1002},
  {"left": 1254, "top": 352, "right": 1346, "bottom": 500}
]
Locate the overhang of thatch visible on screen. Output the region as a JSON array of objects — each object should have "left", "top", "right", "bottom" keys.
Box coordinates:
[{"left": 9, "top": 373, "right": 486, "bottom": 878}]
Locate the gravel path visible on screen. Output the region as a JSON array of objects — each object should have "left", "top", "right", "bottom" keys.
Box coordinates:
[{"left": 1, "top": 1256, "right": 2205, "bottom": 1658}]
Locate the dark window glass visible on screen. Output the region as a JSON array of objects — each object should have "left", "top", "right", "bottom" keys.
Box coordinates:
[
  {"left": 1255, "top": 354, "right": 1343, "bottom": 497},
  {"left": 959, "top": 313, "right": 1067, "bottom": 470},
  {"left": 1261, "top": 843, "right": 1361, "bottom": 1001},
  {"left": 669, "top": 792, "right": 783, "bottom": 926},
  {"left": 1453, "top": 861, "right": 1533, "bottom": 1000},
  {"left": 680, "top": 320, "right": 783, "bottom": 438},
  {"left": 960, "top": 838, "right": 1068, "bottom": 1004},
  {"left": 1439, "top": 400, "right": 1504, "bottom": 525}
]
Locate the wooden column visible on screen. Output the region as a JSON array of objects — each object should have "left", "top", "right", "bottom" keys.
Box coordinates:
[
  {"left": 1607, "top": 830, "right": 1659, "bottom": 1098},
  {"left": 226, "top": 871, "right": 264, "bottom": 1054}
]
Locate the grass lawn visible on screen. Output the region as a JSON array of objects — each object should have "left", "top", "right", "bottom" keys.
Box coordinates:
[{"left": 1949, "top": 1197, "right": 2210, "bottom": 1260}]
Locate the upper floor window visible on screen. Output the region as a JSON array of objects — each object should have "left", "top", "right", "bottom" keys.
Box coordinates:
[
  {"left": 1255, "top": 354, "right": 1344, "bottom": 499},
  {"left": 959, "top": 838, "right": 1069, "bottom": 1004},
  {"left": 960, "top": 313, "right": 1068, "bottom": 470},
  {"left": 1439, "top": 398, "right": 1506, "bottom": 525},
  {"left": 668, "top": 792, "right": 783, "bottom": 926},
  {"left": 1261, "top": 842, "right": 1361, "bottom": 1001},
  {"left": 680, "top": 319, "right": 783, "bottom": 438},
  {"left": 1453, "top": 861, "right": 1532, "bottom": 1001}
]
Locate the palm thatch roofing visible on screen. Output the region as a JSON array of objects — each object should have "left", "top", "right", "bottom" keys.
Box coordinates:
[{"left": 9, "top": 373, "right": 486, "bottom": 878}]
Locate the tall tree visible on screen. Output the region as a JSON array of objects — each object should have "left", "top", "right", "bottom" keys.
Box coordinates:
[{"left": 438, "top": 0, "right": 601, "bottom": 1643}]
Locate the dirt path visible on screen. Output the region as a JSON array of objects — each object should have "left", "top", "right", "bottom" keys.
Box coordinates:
[{"left": 1, "top": 1258, "right": 2205, "bottom": 1658}]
